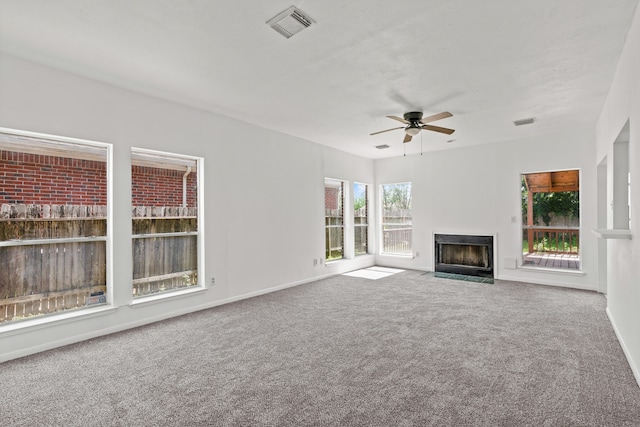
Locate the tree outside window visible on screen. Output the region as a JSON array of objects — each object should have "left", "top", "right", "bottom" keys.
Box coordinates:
[
  {"left": 354, "top": 183, "right": 368, "bottom": 256},
  {"left": 521, "top": 170, "right": 580, "bottom": 270},
  {"left": 381, "top": 182, "right": 412, "bottom": 255}
]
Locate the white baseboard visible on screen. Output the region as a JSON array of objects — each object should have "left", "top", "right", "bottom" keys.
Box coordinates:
[
  {"left": 496, "top": 273, "right": 596, "bottom": 292},
  {"left": 607, "top": 307, "right": 640, "bottom": 388}
]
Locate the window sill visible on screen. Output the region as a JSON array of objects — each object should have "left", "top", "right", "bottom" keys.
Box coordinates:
[
  {"left": 379, "top": 253, "right": 414, "bottom": 258},
  {"left": 518, "top": 266, "right": 585, "bottom": 276},
  {"left": 130, "top": 286, "right": 207, "bottom": 308},
  {"left": 591, "top": 229, "right": 632, "bottom": 239},
  {"left": 0, "top": 305, "right": 117, "bottom": 337}
]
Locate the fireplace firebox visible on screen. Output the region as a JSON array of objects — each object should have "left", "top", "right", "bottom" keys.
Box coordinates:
[{"left": 434, "top": 234, "right": 494, "bottom": 278}]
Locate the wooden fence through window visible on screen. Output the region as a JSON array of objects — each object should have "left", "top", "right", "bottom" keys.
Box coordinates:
[
  {"left": 0, "top": 204, "right": 107, "bottom": 323},
  {"left": 132, "top": 206, "right": 198, "bottom": 298},
  {"left": 0, "top": 204, "right": 200, "bottom": 323},
  {"left": 382, "top": 209, "right": 412, "bottom": 255}
]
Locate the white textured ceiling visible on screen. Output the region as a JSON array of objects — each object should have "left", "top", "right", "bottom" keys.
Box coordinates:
[{"left": 0, "top": 0, "right": 638, "bottom": 159}]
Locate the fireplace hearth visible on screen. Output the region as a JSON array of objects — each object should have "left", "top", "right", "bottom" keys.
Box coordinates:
[{"left": 434, "top": 234, "right": 494, "bottom": 278}]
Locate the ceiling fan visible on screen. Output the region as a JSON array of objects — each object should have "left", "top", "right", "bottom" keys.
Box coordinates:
[{"left": 370, "top": 111, "right": 455, "bottom": 143}]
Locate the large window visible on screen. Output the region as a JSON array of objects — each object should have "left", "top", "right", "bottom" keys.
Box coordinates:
[
  {"left": 522, "top": 170, "right": 580, "bottom": 270},
  {"left": 131, "top": 149, "right": 201, "bottom": 298},
  {"left": 0, "top": 128, "right": 110, "bottom": 323},
  {"left": 354, "top": 182, "right": 368, "bottom": 256},
  {"left": 381, "top": 182, "right": 412, "bottom": 256},
  {"left": 325, "top": 178, "right": 344, "bottom": 261}
]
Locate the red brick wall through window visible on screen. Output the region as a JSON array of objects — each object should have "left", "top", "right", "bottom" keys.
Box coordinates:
[
  {"left": 0, "top": 150, "right": 107, "bottom": 205},
  {"left": 325, "top": 187, "right": 339, "bottom": 210},
  {"left": 131, "top": 165, "right": 197, "bottom": 207},
  {"left": 1, "top": 150, "right": 197, "bottom": 208}
]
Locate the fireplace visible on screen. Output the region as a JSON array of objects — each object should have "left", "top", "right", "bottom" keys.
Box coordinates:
[{"left": 434, "top": 234, "right": 494, "bottom": 278}]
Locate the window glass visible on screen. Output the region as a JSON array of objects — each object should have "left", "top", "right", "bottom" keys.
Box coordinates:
[
  {"left": 131, "top": 149, "right": 200, "bottom": 298},
  {"left": 354, "top": 182, "right": 368, "bottom": 256},
  {"left": 0, "top": 129, "right": 110, "bottom": 323},
  {"left": 521, "top": 170, "right": 580, "bottom": 270},
  {"left": 325, "top": 178, "right": 344, "bottom": 261},
  {"left": 381, "top": 182, "right": 412, "bottom": 255}
]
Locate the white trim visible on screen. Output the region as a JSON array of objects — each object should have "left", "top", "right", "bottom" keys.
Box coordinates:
[
  {"left": 105, "top": 137, "right": 114, "bottom": 306},
  {"left": 129, "top": 148, "right": 205, "bottom": 296},
  {"left": 517, "top": 266, "right": 586, "bottom": 276},
  {"left": 131, "top": 231, "right": 198, "bottom": 239},
  {"left": 0, "top": 305, "right": 117, "bottom": 338},
  {"left": 379, "top": 253, "right": 413, "bottom": 258},
  {"left": 607, "top": 307, "right": 640, "bottom": 388},
  {"left": 0, "top": 126, "right": 115, "bottom": 312},
  {"left": 0, "top": 236, "right": 107, "bottom": 247},
  {"left": 130, "top": 286, "right": 207, "bottom": 307},
  {"left": 496, "top": 273, "right": 595, "bottom": 291},
  {"left": 591, "top": 228, "right": 632, "bottom": 239},
  {"left": 0, "top": 126, "right": 110, "bottom": 161}
]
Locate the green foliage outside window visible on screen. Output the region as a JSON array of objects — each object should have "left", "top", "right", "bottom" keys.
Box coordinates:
[{"left": 521, "top": 178, "right": 579, "bottom": 226}]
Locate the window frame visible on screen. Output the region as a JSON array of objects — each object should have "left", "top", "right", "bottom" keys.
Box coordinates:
[
  {"left": 130, "top": 147, "right": 204, "bottom": 301},
  {"left": 353, "top": 182, "right": 369, "bottom": 256},
  {"left": 324, "top": 178, "right": 345, "bottom": 262},
  {"left": 380, "top": 182, "right": 413, "bottom": 257},
  {"left": 521, "top": 169, "right": 581, "bottom": 271},
  {"left": 0, "top": 127, "right": 113, "bottom": 325}
]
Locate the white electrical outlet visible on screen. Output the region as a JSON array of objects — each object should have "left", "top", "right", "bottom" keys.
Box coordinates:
[{"left": 211, "top": 277, "right": 215, "bottom": 285}]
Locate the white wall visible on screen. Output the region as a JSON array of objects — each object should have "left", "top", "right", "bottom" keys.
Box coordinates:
[
  {"left": 0, "top": 54, "right": 375, "bottom": 362},
  {"left": 374, "top": 129, "right": 598, "bottom": 291},
  {"left": 595, "top": 3, "right": 640, "bottom": 386}
]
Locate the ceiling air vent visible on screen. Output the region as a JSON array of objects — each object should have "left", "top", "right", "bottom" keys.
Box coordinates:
[
  {"left": 514, "top": 117, "right": 536, "bottom": 126},
  {"left": 375, "top": 144, "right": 390, "bottom": 150},
  {"left": 267, "top": 6, "right": 315, "bottom": 38}
]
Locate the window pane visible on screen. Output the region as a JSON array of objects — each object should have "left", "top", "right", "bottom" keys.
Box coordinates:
[
  {"left": 354, "top": 182, "right": 368, "bottom": 256},
  {"left": 325, "top": 179, "right": 344, "bottom": 261},
  {"left": 381, "top": 182, "right": 412, "bottom": 255},
  {"left": 521, "top": 170, "right": 580, "bottom": 270},
  {"left": 0, "top": 130, "right": 109, "bottom": 323},
  {"left": 131, "top": 149, "right": 200, "bottom": 298}
]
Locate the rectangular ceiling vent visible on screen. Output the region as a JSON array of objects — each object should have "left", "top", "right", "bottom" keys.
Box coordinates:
[
  {"left": 375, "top": 144, "right": 390, "bottom": 149},
  {"left": 267, "top": 6, "right": 315, "bottom": 38},
  {"left": 514, "top": 117, "right": 536, "bottom": 126}
]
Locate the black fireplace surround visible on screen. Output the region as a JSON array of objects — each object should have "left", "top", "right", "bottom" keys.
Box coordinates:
[{"left": 434, "top": 234, "right": 494, "bottom": 278}]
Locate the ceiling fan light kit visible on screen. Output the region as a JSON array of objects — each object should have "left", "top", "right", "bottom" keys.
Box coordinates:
[
  {"left": 405, "top": 125, "right": 421, "bottom": 136},
  {"left": 371, "top": 111, "right": 455, "bottom": 144}
]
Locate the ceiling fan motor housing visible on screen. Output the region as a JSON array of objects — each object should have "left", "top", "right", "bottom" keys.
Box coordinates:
[
  {"left": 404, "top": 112, "right": 423, "bottom": 135},
  {"left": 403, "top": 111, "right": 424, "bottom": 122}
]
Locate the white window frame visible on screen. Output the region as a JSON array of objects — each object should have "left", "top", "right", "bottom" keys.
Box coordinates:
[
  {"left": 520, "top": 169, "right": 581, "bottom": 271},
  {"left": 353, "top": 182, "right": 369, "bottom": 256},
  {"left": 380, "top": 182, "right": 413, "bottom": 257},
  {"left": 130, "top": 148, "right": 204, "bottom": 302},
  {"left": 0, "top": 127, "right": 113, "bottom": 327},
  {"left": 325, "top": 178, "right": 346, "bottom": 262}
]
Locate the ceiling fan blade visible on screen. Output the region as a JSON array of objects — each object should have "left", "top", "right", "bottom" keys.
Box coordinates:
[
  {"left": 403, "top": 133, "right": 413, "bottom": 143},
  {"left": 421, "top": 124, "right": 455, "bottom": 135},
  {"left": 370, "top": 126, "right": 404, "bottom": 136},
  {"left": 420, "top": 111, "right": 453, "bottom": 124},
  {"left": 387, "top": 115, "right": 410, "bottom": 124}
]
